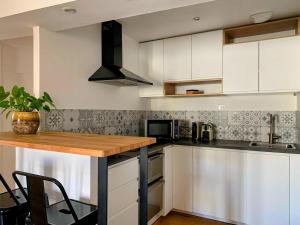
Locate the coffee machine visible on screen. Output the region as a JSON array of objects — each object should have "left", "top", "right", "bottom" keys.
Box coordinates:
[{"left": 201, "top": 123, "right": 215, "bottom": 143}]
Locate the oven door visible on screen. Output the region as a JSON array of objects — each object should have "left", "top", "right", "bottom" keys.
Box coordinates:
[
  {"left": 148, "top": 153, "right": 163, "bottom": 184},
  {"left": 146, "top": 120, "right": 173, "bottom": 141},
  {"left": 148, "top": 178, "right": 164, "bottom": 221}
]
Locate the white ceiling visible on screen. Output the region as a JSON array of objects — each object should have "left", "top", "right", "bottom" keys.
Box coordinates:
[
  {"left": 0, "top": 0, "right": 212, "bottom": 40},
  {"left": 120, "top": 0, "right": 300, "bottom": 42}
]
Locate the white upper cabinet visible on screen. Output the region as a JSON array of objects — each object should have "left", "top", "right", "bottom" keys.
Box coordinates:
[
  {"left": 244, "top": 152, "right": 290, "bottom": 225},
  {"left": 123, "top": 34, "right": 139, "bottom": 74},
  {"left": 259, "top": 36, "right": 300, "bottom": 92},
  {"left": 164, "top": 35, "right": 192, "bottom": 81},
  {"left": 192, "top": 30, "right": 223, "bottom": 80},
  {"left": 172, "top": 145, "right": 193, "bottom": 212},
  {"left": 138, "top": 40, "right": 164, "bottom": 97},
  {"left": 223, "top": 42, "right": 259, "bottom": 94}
]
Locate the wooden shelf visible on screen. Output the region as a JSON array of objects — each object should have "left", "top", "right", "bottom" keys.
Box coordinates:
[
  {"left": 164, "top": 78, "right": 223, "bottom": 97},
  {"left": 224, "top": 16, "right": 300, "bottom": 44},
  {"left": 165, "top": 93, "right": 224, "bottom": 97}
]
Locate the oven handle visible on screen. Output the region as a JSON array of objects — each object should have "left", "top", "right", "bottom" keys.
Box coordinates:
[
  {"left": 148, "top": 178, "right": 165, "bottom": 191},
  {"left": 148, "top": 153, "right": 163, "bottom": 161}
]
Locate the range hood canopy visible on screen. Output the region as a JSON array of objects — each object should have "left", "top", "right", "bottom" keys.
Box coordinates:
[{"left": 88, "top": 20, "right": 153, "bottom": 86}]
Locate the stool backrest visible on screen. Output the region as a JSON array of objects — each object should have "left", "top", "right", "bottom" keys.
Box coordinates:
[
  {"left": 13, "top": 171, "right": 79, "bottom": 225},
  {"left": 0, "top": 173, "right": 20, "bottom": 205}
]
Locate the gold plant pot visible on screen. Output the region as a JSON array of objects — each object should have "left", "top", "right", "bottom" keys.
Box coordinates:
[{"left": 12, "top": 112, "right": 40, "bottom": 134}]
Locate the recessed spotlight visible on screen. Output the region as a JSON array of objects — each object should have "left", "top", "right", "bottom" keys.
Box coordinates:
[
  {"left": 62, "top": 7, "right": 77, "bottom": 14},
  {"left": 193, "top": 17, "right": 201, "bottom": 22},
  {"left": 250, "top": 11, "right": 273, "bottom": 24}
]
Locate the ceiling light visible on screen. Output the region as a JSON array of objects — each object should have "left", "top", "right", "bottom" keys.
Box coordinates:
[
  {"left": 62, "top": 7, "right": 77, "bottom": 14},
  {"left": 250, "top": 11, "right": 273, "bottom": 24},
  {"left": 193, "top": 17, "right": 201, "bottom": 22}
]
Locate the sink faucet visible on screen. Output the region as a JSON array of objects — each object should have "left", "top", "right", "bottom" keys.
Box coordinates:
[{"left": 269, "top": 114, "right": 281, "bottom": 144}]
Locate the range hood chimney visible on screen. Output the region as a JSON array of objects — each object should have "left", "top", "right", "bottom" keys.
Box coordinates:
[{"left": 88, "top": 20, "right": 153, "bottom": 86}]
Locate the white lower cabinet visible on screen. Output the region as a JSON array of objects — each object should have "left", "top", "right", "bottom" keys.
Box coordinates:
[
  {"left": 108, "top": 202, "right": 138, "bottom": 225},
  {"left": 172, "top": 146, "right": 193, "bottom": 212},
  {"left": 163, "top": 146, "right": 173, "bottom": 216},
  {"left": 244, "top": 152, "right": 289, "bottom": 225},
  {"left": 108, "top": 158, "right": 139, "bottom": 225},
  {"left": 193, "top": 148, "right": 245, "bottom": 223},
  {"left": 288, "top": 154, "right": 300, "bottom": 225}
]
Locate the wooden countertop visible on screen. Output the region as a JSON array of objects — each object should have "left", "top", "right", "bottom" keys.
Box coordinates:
[{"left": 0, "top": 132, "right": 156, "bottom": 157}]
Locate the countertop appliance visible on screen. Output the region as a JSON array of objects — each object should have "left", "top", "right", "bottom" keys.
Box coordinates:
[
  {"left": 201, "top": 123, "right": 215, "bottom": 143},
  {"left": 88, "top": 20, "right": 153, "bottom": 86},
  {"left": 147, "top": 148, "right": 164, "bottom": 222},
  {"left": 192, "top": 122, "right": 203, "bottom": 142},
  {"left": 145, "top": 120, "right": 183, "bottom": 143}
]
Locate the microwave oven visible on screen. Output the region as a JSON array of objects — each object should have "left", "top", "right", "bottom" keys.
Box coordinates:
[{"left": 145, "top": 120, "right": 182, "bottom": 142}]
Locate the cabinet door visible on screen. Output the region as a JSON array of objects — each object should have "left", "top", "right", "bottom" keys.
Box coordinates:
[
  {"left": 223, "top": 42, "right": 259, "bottom": 94},
  {"left": 123, "top": 34, "right": 139, "bottom": 74},
  {"left": 259, "top": 36, "right": 300, "bottom": 92},
  {"left": 244, "top": 152, "right": 289, "bottom": 225},
  {"left": 290, "top": 154, "right": 300, "bottom": 225},
  {"left": 108, "top": 202, "right": 138, "bottom": 225},
  {"left": 192, "top": 30, "right": 223, "bottom": 80},
  {"left": 163, "top": 146, "right": 173, "bottom": 216},
  {"left": 139, "top": 40, "right": 164, "bottom": 97},
  {"left": 172, "top": 146, "right": 193, "bottom": 212},
  {"left": 193, "top": 147, "right": 245, "bottom": 223},
  {"left": 164, "top": 35, "right": 192, "bottom": 81}
]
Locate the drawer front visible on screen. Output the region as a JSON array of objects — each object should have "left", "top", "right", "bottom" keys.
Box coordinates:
[
  {"left": 108, "top": 202, "right": 138, "bottom": 225},
  {"left": 109, "top": 158, "right": 138, "bottom": 191},
  {"left": 108, "top": 179, "right": 138, "bottom": 218}
]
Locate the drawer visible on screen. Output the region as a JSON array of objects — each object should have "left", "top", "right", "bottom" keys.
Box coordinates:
[
  {"left": 108, "top": 202, "right": 138, "bottom": 225},
  {"left": 108, "top": 179, "right": 138, "bottom": 218},
  {"left": 109, "top": 158, "right": 138, "bottom": 191}
]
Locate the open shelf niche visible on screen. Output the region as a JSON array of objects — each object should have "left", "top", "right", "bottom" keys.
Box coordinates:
[{"left": 163, "top": 78, "right": 224, "bottom": 97}]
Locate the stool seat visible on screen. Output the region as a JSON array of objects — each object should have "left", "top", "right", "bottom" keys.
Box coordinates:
[
  {"left": 0, "top": 189, "right": 27, "bottom": 209},
  {"left": 47, "top": 199, "right": 97, "bottom": 225}
]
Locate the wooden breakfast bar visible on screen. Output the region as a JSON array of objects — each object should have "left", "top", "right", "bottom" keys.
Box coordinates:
[{"left": 0, "top": 132, "right": 156, "bottom": 225}]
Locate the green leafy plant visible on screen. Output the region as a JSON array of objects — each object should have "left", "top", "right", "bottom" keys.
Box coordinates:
[{"left": 0, "top": 85, "right": 55, "bottom": 118}]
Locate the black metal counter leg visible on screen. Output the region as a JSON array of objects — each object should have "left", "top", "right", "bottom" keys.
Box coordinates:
[
  {"left": 98, "top": 157, "right": 108, "bottom": 225},
  {"left": 139, "top": 147, "right": 148, "bottom": 225}
]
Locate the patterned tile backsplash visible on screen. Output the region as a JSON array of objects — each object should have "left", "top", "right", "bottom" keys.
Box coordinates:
[{"left": 44, "top": 110, "right": 299, "bottom": 144}]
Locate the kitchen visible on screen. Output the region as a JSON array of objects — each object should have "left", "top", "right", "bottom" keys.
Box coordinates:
[{"left": 0, "top": 0, "right": 300, "bottom": 225}]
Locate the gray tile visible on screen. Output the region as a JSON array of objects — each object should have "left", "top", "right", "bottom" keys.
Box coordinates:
[
  {"left": 278, "top": 127, "right": 298, "bottom": 144},
  {"left": 216, "top": 125, "right": 227, "bottom": 140},
  {"left": 278, "top": 111, "right": 296, "bottom": 127},
  {"left": 199, "top": 111, "right": 218, "bottom": 124},
  {"left": 228, "top": 111, "right": 244, "bottom": 126},
  {"left": 243, "top": 111, "right": 261, "bottom": 127},
  {"left": 45, "top": 110, "right": 64, "bottom": 131},
  {"left": 215, "top": 111, "right": 228, "bottom": 126},
  {"left": 226, "top": 126, "right": 244, "bottom": 141},
  {"left": 63, "top": 109, "right": 80, "bottom": 131},
  {"left": 243, "top": 126, "right": 261, "bottom": 142}
]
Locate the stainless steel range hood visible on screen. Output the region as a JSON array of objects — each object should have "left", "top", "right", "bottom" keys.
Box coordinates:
[{"left": 88, "top": 20, "right": 153, "bottom": 86}]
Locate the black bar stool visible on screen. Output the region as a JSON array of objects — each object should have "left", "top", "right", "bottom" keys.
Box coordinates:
[
  {"left": 13, "top": 171, "right": 97, "bottom": 225},
  {"left": 0, "top": 173, "right": 29, "bottom": 225}
]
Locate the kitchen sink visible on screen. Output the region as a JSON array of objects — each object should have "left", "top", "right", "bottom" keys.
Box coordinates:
[{"left": 249, "top": 142, "right": 296, "bottom": 150}]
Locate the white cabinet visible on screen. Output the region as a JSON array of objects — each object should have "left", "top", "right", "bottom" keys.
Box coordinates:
[
  {"left": 164, "top": 35, "right": 192, "bottom": 81},
  {"left": 259, "top": 36, "right": 300, "bottom": 92},
  {"left": 138, "top": 40, "right": 164, "bottom": 97},
  {"left": 163, "top": 146, "right": 173, "bottom": 216},
  {"left": 223, "top": 42, "right": 259, "bottom": 94},
  {"left": 122, "top": 34, "right": 139, "bottom": 74},
  {"left": 192, "top": 30, "right": 223, "bottom": 80},
  {"left": 244, "top": 151, "right": 289, "bottom": 225},
  {"left": 172, "top": 145, "right": 193, "bottom": 212},
  {"left": 290, "top": 154, "right": 300, "bottom": 225},
  {"left": 193, "top": 148, "right": 245, "bottom": 223},
  {"left": 108, "top": 158, "right": 139, "bottom": 225}
]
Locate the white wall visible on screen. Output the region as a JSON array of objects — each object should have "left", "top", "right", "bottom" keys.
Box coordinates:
[
  {"left": 0, "top": 37, "right": 33, "bottom": 190},
  {"left": 35, "top": 25, "right": 149, "bottom": 110},
  {"left": 150, "top": 93, "right": 297, "bottom": 111}
]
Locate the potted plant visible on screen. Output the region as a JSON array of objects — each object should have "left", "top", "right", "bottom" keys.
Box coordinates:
[{"left": 0, "top": 85, "right": 55, "bottom": 134}]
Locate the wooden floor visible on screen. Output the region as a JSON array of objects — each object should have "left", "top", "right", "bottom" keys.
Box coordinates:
[{"left": 153, "top": 212, "right": 233, "bottom": 225}]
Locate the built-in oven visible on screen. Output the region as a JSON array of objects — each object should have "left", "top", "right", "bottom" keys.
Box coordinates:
[{"left": 147, "top": 148, "right": 164, "bottom": 222}]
